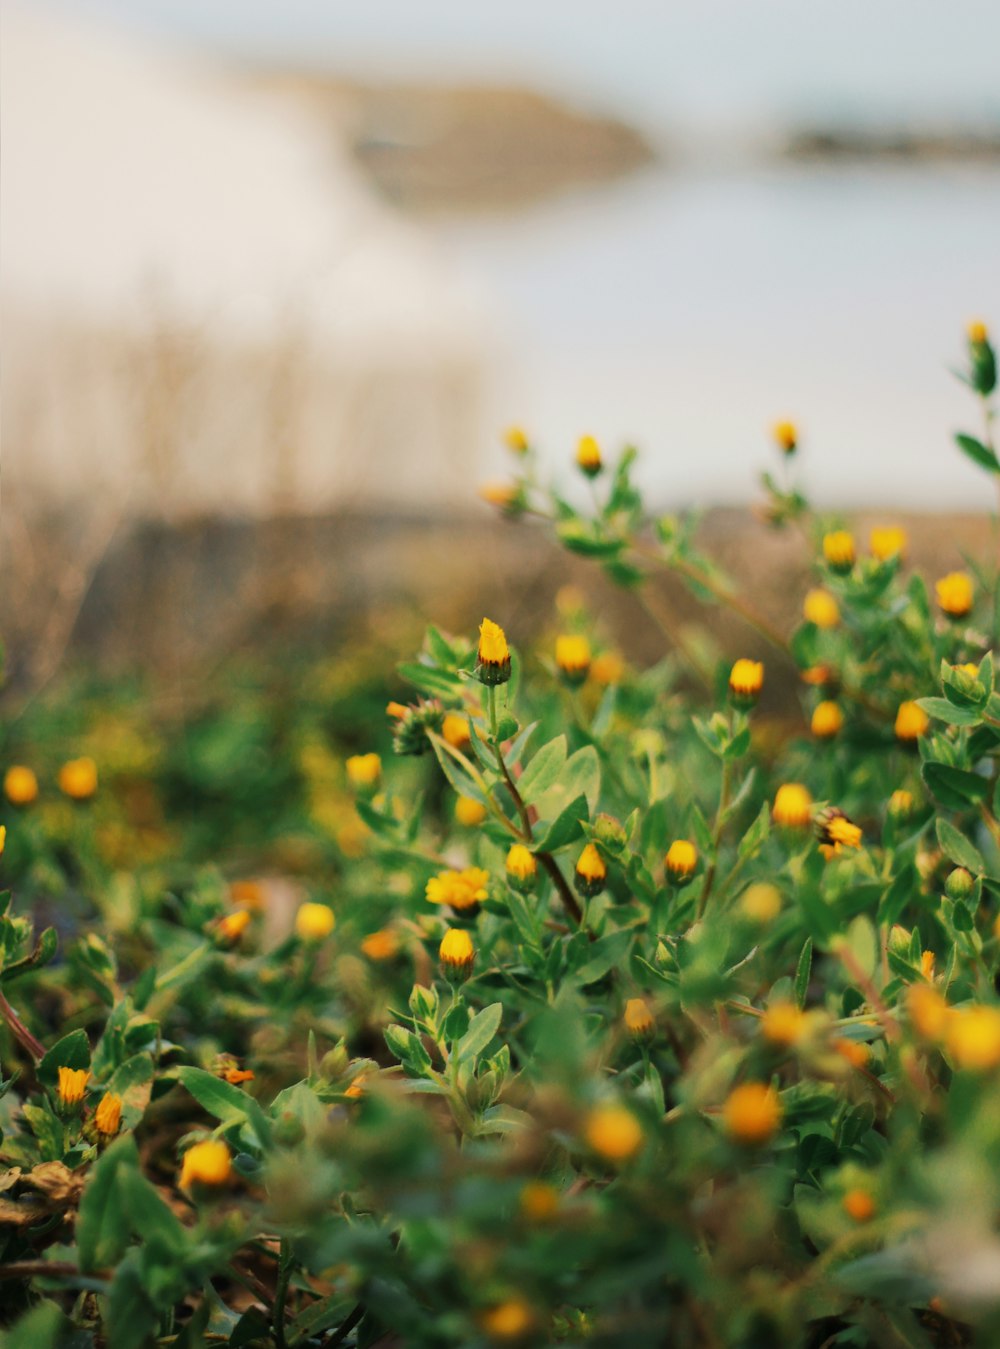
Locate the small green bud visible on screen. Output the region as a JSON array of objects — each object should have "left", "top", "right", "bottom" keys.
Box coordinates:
[{"left": 945, "top": 867, "right": 974, "bottom": 901}]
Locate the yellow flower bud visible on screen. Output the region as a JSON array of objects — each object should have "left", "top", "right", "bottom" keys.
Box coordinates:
[
  {"left": 95, "top": 1092, "right": 122, "bottom": 1136},
  {"left": 802, "top": 589, "right": 840, "bottom": 629},
  {"left": 360, "top": 928, "right": 400, "bottom": 961},
  {"left": 505, "top": 843, "right": 537, "bottom": 893},
  {"left": 480, "top": 1298, "right": 537, "bottom": 1341},
  {"left": 823, "top": 530, "right": 856, "bottom": 573},
  {"left": 502, "top": 425, "right": 530, "bottom": 455},
  {"left": 479, "top": 482, "right": 521, "bottom": 514},
  {"left": 772, "top": 420, "right": 797, "bottom": 454},
  {"left": 57, "top": 1067, "right": 90, "bottom": 1107},
  {"left": 519, "top": 1180, "right": 559, "bottom": 1222},
  {"left": 575, "top": 435, "right": 602, "bottom": 477},
  {"left": 295, "top": 902, "right": 336, "bottom": 941},
  {"left": 832, "top": 1038, "right": 870, "bottom": 1070},
  {"left": 740, "top": 882, "right": 782, "bottom": 924},
  {"left": 944, "top": 867, "right": 973, "bottom": 901},
  {"left": 441, "top": 712, "right": 471, "bottom": 750},
  {"left": 888, "top": 789, "right": 914, "bottom": 819},
  {"left": 346, "top": 753, "right": 381, "bottom": 791},
  {"left": 772, "top": 783, "right": 813, "bottom": 829},
  {"left": 811, "top": 701, "right": 843, "bottom": 739},
  {"left": 58, "top": 756, "right": 98, "bottom": 800},
  {"left": 439, "top": 927, "right": 475, "bottom": 978},
  {"left": 477, "top": 617, "right": 511, "bottom": 686},
  {"left": 455, "top": 795, "right": 488, "bottom": 827},
  {"left": 761, "top": 1001, "right": 806, "bottom": 1048},
  {"left": 624, "top": 997, "right": 654, "bottom": 1040},
  {"left": 555, "top": 634, "right": 592, "bottom": 685},
  {"left": 967, "top": 319, "right": 989, "bottom": 345},
  {"left": 894, "top": 701, "right": 929, "bottom": 743},
  {"left": 907, "top": 983, "right": 949, "bottom": 1040},
  {"left": 0, "top": 824, "right": 5, "bottom": 856},
  {"left": 179, "top": 1139, "right": 232, "bottom": 1189},
  {"left": 722, "top": 1082, "right": 782, "bottom": 1146},
  {"left": 590, "top": 651, "right": 625, "bottom": 685},
  {"left": 217, "top": 909, "right": 251, "bottom": 944},
  {"left": 869, "top": 525, "right": 907, "bottom": 562},
  {"left": 4, "top": 766, "right": 38, "bottom": 806},
  {"left": 584, "top": 1104, "right": 643, "bottom": 1161},
  {"left": 728, "top": 658, "right": 764, "bottom": 709},
  {"left": 665, "top": 839, "right": 697, "bottom": 883},
  {"left": 945, "top": 1005, "right": 1000, "bottom": 1071},
  {"left": 935, "top": 571, "right": 974, "bottom": 619},
  {"left": 574, "top": 842, "right": 607, "bottom": 898},
  {"left": 843, "top": 1189, "right": 876, "bottom": 1223}
]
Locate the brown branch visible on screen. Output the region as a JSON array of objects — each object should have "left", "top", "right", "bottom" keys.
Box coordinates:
[{"left": 0, "top": 989, "right": 45, "bottom": 1061}]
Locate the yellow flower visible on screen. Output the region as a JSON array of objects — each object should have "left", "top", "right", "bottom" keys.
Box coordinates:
[
  {"left": 728, "top": 658, "right": 764, "bottom": 709},
  {"left": 439, "top": 927, "right": 475, "bottom": 978},
  {"left": 477, "top": 617, "right": 512, "bottom": 687},
  {"left": 222, "top": 1067, "right": 255, "bottom": 1085},
  {"left": 426, "top": 867, "right": 489, "bottom": 912},
  {"left": 217, "top": 909, "right": 251, "bottom": 943},
  {"left": 801, "top": 663, "right": 837, "bottom": 688},
  {"left": 772, "top": 784, "right": 813, "bottom": 829},
  {"left": 455, "top": 795, "right": 488, "bottom": 827},
  {"left": 945, "top": 1005, "right": 1000, "bottom": 1070},
  {"left": 505, "top": 843, "right": 537, "bottom": 892},
  {"left": 480, "top": 1299, "right": 537, "bottom": 1341},
  {"left": 843, "top": 1189, "right": 876, "bottom": 1223},
  {"left": 590, "top": 650, "right": 625, "bottom": 685},
  {"left": 4, "top": 766, "right": 38, "bottom": 806},
  {"left": 624, "top": 997, "right": 654, "bottom": 1039},
  {"left": 665, "top": 839, "right": 697, "bottom": 883},
  {"left": 58, "top": 756, "right": 98, "bottom": 801},
  {"left": 95, "top": 1092, "right": 122, "bottom": 1136},
  {"left": 179, "top": 1139, "right": 232, "bottom": 1189},
  {"left": 386, "top": 700, "right": 408, "bottom": 720},
  {"left": 772, "top": 420, "right": 798, "bottom": 454},
  {"left": 761, "top": 1001, "right": 806, "bottom": 1048},
  {"left": 967, "top": 319, "right": 989, "bottom": 345},
  {"left": 229, "top": 879, "right": 265, "bottom": 911},
  {"left": 811, "top": 701, "right": 843, "bottom": 739},
  {"left": 935, "top": 571, "right": 974, "bottom": 618},
  {"left": 360, "top": 928, "right": 400, "bottom": 961},
  {"left": 555, "top": 634, "right": 592, "bottom": 685},
  {"left": 816, "top": 810, "right": 862, "bottom": 852},
  {"left": 346, "top": 753, "right": 381, "bottom": 791},
  {"left": 832, "top": 1038, "right": 870, "bottom": 1070},
  {"left": 722, "top": 1082, "right": 782, "bottom": 1146},
  {"left": 920, "top": 950, "right": 936, "bottom": 981},
  {"left": 502, "top": 425, "right": 530, "bottom": 455},
  {"left": 907, "top": 983, "right": 949, "bottom": 1040},
  {"left": 584, "top": 1104, "right": 643, "bottom": 1161},
  {"left": 803, "top": 589, "right": 840, "bottom": 629},
  {"left": 888, "top": 789, "right": 914, "bottom": 819},
  {"left": 0, "top": 825, "right": 5, "bottom": 857},
  {"left": 295, "top": 902, "right": 336, "bottom": 940},
  {"left": 823, "top": 530, "right": 856, "bottom": 573},
  {"left": 574, "top": 842, "right": 607, "bottom": 898},
  {"left": 575, "top": 434, "right": 603, "bottom": 476},
  {"left": 441, "top": 712, "right": 471, "bottom": 750},
  {"left": 869, "top": 525, "right": 907, "bottom": 561},
  {"left": 740, "top": 882, "right": 782, "bottom": 924},
  {"left": 519, "top": 1180, "right": 559, "bottom": 1222},
  {"left": 479, "top": 482, "right": 520, "bottom": 514},
  {"left": 895, "top": 700, "right": 929, "bottom": 742},
  {"left": 57, "top": 1067, "right": 90, "bottom": 1107}
]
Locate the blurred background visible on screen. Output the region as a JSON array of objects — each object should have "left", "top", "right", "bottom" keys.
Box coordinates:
[{"left": 2, "top": 0, "right": 999, "bottom": 692}]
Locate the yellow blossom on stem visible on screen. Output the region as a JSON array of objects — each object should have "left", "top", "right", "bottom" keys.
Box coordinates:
[
  {"left": 57, "top": 1067, "right": 90, "bottom": 1107},
  {"left": 575, "top": 435, "right": 602, "bottom": 476},
  {"left": 818, "top": 811, "right": 862, "bottom": 851},
  {"left": 590, "top": 650, "right": 625, "bottom": 685},
  {"left": 945, "top": 1006, "right": 1000, "bottom": 1070},
  {"left": 811, "top": 701, "right": 843, "bottom": 739},
  {"left": 772, "top": 784, "right": 813, "bottom": 829},
  {"left": 895, "top": 701, "right": 929, "bottom": 743},
  {"left": 455, "top": 795, "right": 488, "bottom": 827},
  {"left": 823, "top": 530, "right": 856, "bottom": 573},
  {"left": 722, "top": 1082, "right": 782, "bottom": 1146},
  {"left": 907, "top": 983, "right": 949, "bottom": 1040},
  {"left": 439, "top": 927, "right": 475, "bottom": 979},
  {"left": 505, "top": 843, "right": 537, "bottom": 893},
  {"left": 665, "top": 839, "right": 697, "bottom": 884},
  {"left": 888, "top": 789, "right": 914, "bottom": 819},
  {"left": 346, "top": 753, "right": 381, "bottom": 791},
  {"left": 477, "top": 618, "right": 512, "bottom": 686},
  {"left": 426, "top": 867, "right": 489, "bottom": 912},
  {"left": 95, "top": 1092, "right": 122, "bottom": 1136},
  {"left": 58, "top": 756, "right": 98, "bottom": 800},
  {"left": 967, "top": 319, "right": 989, "bottom": 345},
  {"left": 223, "top": 1067, "right": 255, "bottom": 1085},
  {"left": 217, "top": 909, "right": 251, "bottom": 944},
  {"left": 441, "top": 712, "right": 471, "bottom": 750},
  {"left": 624, "top": 998, "right": 654, "bottom": 1039},
  {"left": 772, "top": 420, "right": 798, "bottom": 454},
  {"left": 574, "top": 843, "right": 607, "bottom": 898},
  {"left": 761, "top": 1002, "right": 806, "bottom": 1048},
  {"left": 935, "top": 571, "right": 974, "bottom": 618},
  {"left": 584, "top": 1104, "right": 643, "bottom": 1161},
  {"left": 832, "top": 1038, "right": 870, "bottom": 1070},
  {"left": 555, "top": 634, "right": 592, "bottom": 685},
  {"left": 295, "top": 902, "right": 336, "bottom": 940},
  {"left": 4, "top": 766, "right": 38, "bottom": 806},
  {"left": 869, "top": 525, "right": 907, "bottom": 562},
  {"left": 502, "top": 425, "right": 529, "bottom": 455},
  {"left": 843, "top": 1189, "right": 876, "bottom": 1222},
  {"left": 360, "top": 928, "right": 400, "bottom": 961},
  {"left": 740, "top": 883, "right": 782, "bottom": 924},
  {"left": 480, "top": 1299, "right": 537, "bottom": 1341},
  {"left": 728, "top": 659, "right": 764, "bottom": 709},
  {"left": 803, "top": 589, "right": 840, "bottom": 629},
  {"left": 179, "top": 1139, "right": 232, "bottom": 1190}
]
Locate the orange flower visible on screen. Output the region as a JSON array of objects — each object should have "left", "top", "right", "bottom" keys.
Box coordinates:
[
  {"left": 58, "top": 757, "right": 98, "bottom": 800},
  {"left": 895, "top": 701, "right": 929, "bottom": 743},
  {"left": 95, "top": 1093, "right": 122, "bottom": 1135},
  {"left": 722, "top": 1082, "right": 782, "bottom": 1146},
  {"left": 179, "top": 1139, "right": 232, "bottom": 1189},
  {"left": 57, "top": 1067, "right": 90, "bottom": 1107},
  {"left": 935, "top": 571, "right": 974, "bottom": 618}
]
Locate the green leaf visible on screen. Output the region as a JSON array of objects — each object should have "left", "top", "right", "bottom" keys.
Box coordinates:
[
  {"left": 533, "top": 793, "right": 588, "bottom": 852},
  {"left": 794, "top": 939, "right": 813, "bottom": 1009},
  {"left": 174, "top": 1066, "right": 272, "bottom": 1146},
  {"left": 572, "top": 929, "right": 632, "bottom": 986},
  {"left": 517, "top": 735, "right": 567, "bottom": 803},
  {"left": 107, "top": 1255, "right": 157, "bottom": 1349},
  {"left": 737, "top": 802, "right": 770, "bottom": 861},
  {"left": 37, "top": 1029, "right": 91, "bottom": 1089},
  {"left": 457, "top": 1003, "right": 503, "bottom": 1063},
  {"left": 922, "top": 762, "right": 989, "bottom": 810},
  {"left": 397, "top": 660, "right": 464, "bottom": 700},
  {"left": 935, "top": 818, "right": 985, "bottom": 875},
  {"left": 954, "top": 432, "right": 1000, "bottom": 474},
  {"left": 916, "top": 697, "right": 981, "bottom": 727},
  {"left": 78, "top": 1133, "right": 138, "bottom": 1273}
]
